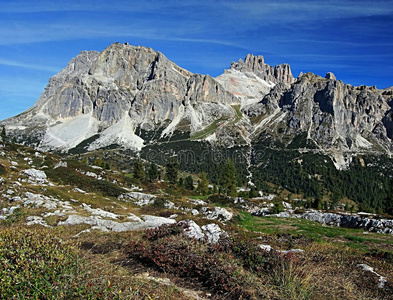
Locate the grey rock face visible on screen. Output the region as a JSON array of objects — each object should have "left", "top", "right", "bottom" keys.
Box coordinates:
[
  {"left": 1, "top": 43, "right": 237, "bottom": 151},
  {"left": 22, "top": 169, "right": 47, "bottom": 184},
  {"left": 180, "top": 220, "right": 226, "bottom": 243},
  {"left": 180, "top": 220, "right": 205, "bottom": 240},
  {"left": 57, "top": 214, "right": 176, "bottom": 232},
  {"left": 201, "top": 206, "right": 233, "bottom": 222},
  {"left": 118, "top": 191, "right": 157, "bottom": 206},
  {"left": 246, "top": 72, "right": 393, "bottom": 168},
  {"left": 201, "top": 223, "right": 226, "bottom": 244},
  {"left": 0, "top": 43, "right": 391, "bottom": 166},
  {"left": 279, "top": 210, "right": 393, "bottom": 235},
  {"left": 231, "top": 54, "right": 294, "bottom": 85}
]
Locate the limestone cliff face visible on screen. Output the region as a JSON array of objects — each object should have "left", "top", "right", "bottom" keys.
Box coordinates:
[
  {"left": 245, "top": 72, "right": 393, "bottom": 168},
  {"left": 231, "top": 54, "right": 294, "bottom": 85},
  {"left": 0, "top": 43, "right": 392, "bottom": 167},
  {"left": 1, "top": 43, "right": 236, "bottom": 150}
]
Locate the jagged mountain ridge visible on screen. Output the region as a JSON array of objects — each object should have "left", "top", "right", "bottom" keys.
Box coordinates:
[
  {"left": 2, "top": 43, "right": 239, "bottom": 151},
  {"left": 1, "top": 42, "right": 392, "bottom": 169}
]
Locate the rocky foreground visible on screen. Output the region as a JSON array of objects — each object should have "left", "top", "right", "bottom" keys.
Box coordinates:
[{"left": 1, "top": 141, "right": 393, "bottom": 299}]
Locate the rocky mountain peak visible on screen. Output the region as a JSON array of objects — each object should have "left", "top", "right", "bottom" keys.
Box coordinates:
[
  {"left": 230, "top": 54, "right": 294, "bottom": 85},
  {"left": 0, "top": 43, "right": 391, "bottom": 170},
  {"left": 325, "top": 72, "right": 336, "bottom": 80}
]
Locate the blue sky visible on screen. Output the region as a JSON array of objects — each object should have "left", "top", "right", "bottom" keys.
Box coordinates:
[{"left": 1, "top": 0, "right": 393, "bottom": 120}]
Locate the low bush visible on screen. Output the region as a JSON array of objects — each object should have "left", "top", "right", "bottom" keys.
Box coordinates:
[
  {"left": 46, "top": 166, "right": 126, "bottom": 197},
  {"left": 0, "top": 227, "right": 118, "bottom": 299},
  {"left": 127, "top": 224, "right": 307, "bottom": 299},
  {"left": 0, "top": 163, "right": 6, "bottom": 176}
]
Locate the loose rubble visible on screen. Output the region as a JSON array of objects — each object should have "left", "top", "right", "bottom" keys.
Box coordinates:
[
  {"left": 252, "top": 208, "right": 393, "bottom": 235},
  {"left": 357, "top": 264, "right": 387, "bottom": 289},
  {"left": 22, "top": 169, "right": 49, "bottom": 184},
  {"left": 58, "top": 214, "right": 176, "bottom": 232},
  {"left": 181, "top": 220, "right": 227, "bottom": 243},
  {"left": 118, "top": 192, "right": 157, "bottom": 206},
  {"left": 201, "top": 206, "right": 233, "bottom": 222}
]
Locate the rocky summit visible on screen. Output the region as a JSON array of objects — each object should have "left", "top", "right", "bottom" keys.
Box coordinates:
[{"left": 0, "top": 42, "right": 392, "bottom": 170}]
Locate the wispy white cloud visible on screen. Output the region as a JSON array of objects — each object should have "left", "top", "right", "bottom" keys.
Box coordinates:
[
  {"left": 0, "top": 76, "right": 46, "bottom": 97},
  {"left": 222, "top": 0, "right": 393, "bottom": 23},
  {"left": 0, "top": 58, "right": 59, "bottom": 72},
  {"left": 0, "top": 0, "right": 201, "bottom": 14},
  {"left": 0, "top": 0, "right": 391, "bottom": 96}
]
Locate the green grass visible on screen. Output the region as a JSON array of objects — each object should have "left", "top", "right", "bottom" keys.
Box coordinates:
[
  {"left": 187, "top": 194, "right": 211, "bottom": 201},
  {"left": 234, "top": 212, "right": 393, "bottom": 251},
  {"left": 190, "top": 105, "right": 242, "bottom": 140},
  {"left": 190, "top": 119, "right": 222, "bottom": 140},
  {"left": 228, "top": 105, "right": 242, "bottom": 126}
]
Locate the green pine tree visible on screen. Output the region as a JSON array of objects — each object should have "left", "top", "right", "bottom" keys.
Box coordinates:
[
  {"left": 220, "top": 159, "right": 237, "bottom": 197},
  {"left": 197, "top": 172, "right": 209, "bottom": 195},
  {"left": 148, "top": 162, "right": 158, "bottom": 182},
  {"left": 165, "top": 158, "right": 179, "bottom": 185},
  {"left": 0, "top": 127, "right": 6, "bottom": 142},
  {"left": 184, "top": 175, "right": 194, "bottom": 190},
  {"left": 313, "top": 197, "right": 322, "bottom": 210},
  {"left": 133, "top": 159, "right": 145, "bottom": 181}
]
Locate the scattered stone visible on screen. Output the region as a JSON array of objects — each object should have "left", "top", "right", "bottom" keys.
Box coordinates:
[
  {"left": 180, "top": 220, "right": 205, "bottom": 240},
  {"left": 10, "top": 196, "right": 22, "bottom": 202},
  {"left": 34, "top": 152, "right": 45, "bottom": 158},
  {"left": 58, "top": 214, "right": 176, "bottom": 232},
  {"left": 72, "top": 187, "right": 87, "bottom": 194},
  {"left": 191, "top": 209, "right": 199, "bottom": 215},
  {"left": 273, "top": 212, "right": 293, "bottom": 218},
  {"left": 282, "top": 201, "right": 292, "bottom": 210},
  {"left": 42, "top": 211, "right": 65, "bottom": 218},
  {"left": 233, "top": 197, "right": 246, "bottom": 204},
  {"left": 279, "top": 249, "right": 304, "bottom": 254},
  {"left": 357, "top": 264, "right": 387, "bottom": 289},
  {"left": 259, "top": 244, "right": 273, "bottom": 252},
  {"left": 201, "top": 223, "right": 226, "bottom": 244},
  {"left": 189, "top": 198, "right": 207, "bottom": 206},
  {"left": 255, "top": 193, "right": 275, "bottom": 201},
  {"left": 22, "top": 168, "right": 48, "bottom": 184},
  {"left": 118, "top": 192, "right": 157, "bottom": 206},
  {"left": 83, "top": 171, "right": 102, "bottom": 180},
  {"left": 54, "top": 161, "right": 67, "bottom": 169},
  {"left": 26, "top": 216, "right": 49, "bottom": 227},
  {"left": 202, "top": 207, "right": 233, "bottom": 222},
  {"left": 24, "top": 192, "right": 57, "bottom": 210},
  {"left": 251, "top": 208, "right": 270, "bottom": 216},
  {"left": 127, "top": 213, "right": 142, "bottom": 222},
  {"left": 0, "top": 205, "right": 20, "bottom": 220},
  {"left": 165, "top": 200, "right": 175, "bottom": 209},
  {"left": 82, "top": 203, "right": 119, "bottom": 219}
]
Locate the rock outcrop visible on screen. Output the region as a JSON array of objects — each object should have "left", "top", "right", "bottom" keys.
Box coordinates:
[
  {"left": 1, "top": 43, "right": 237, "bottom": 151},
  {"left": 245, "top": 72, "right": 393, "bottom": 168},
  {"left": 261, "top": 210, "right": 393, "bottom": 235},
  {"left": 231, "top": 54, "right": 294, "bottom": 85},
  {"left": 180, "top": 220, "right": 226, "bottom": 243},
  {"left": 1, "top": 43, "right": 392, "bottom": 168}
]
